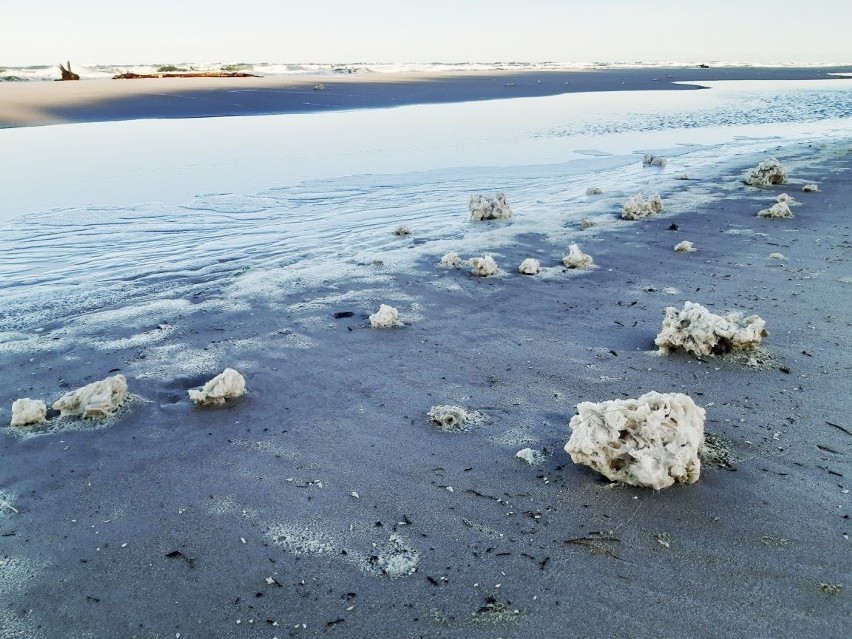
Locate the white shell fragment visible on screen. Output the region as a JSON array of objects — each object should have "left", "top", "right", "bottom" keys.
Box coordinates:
[
  {"left": 53, "top": 374, "right": 128, "bottom": 419},
  {"left": 188, "top": 368, "right": 246, "bottom": 406},
  {"left": 655, "top": 301, "right": 768, "bottom": 357},
  {"left": 565, "top": 391, "right": 706, "bottom": 490},
  {"left": 10, "top": 398, "right": 47, "bottom": 427}
]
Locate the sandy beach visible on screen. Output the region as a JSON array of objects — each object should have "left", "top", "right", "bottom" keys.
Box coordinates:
[{"left": 1, "top": 70, "right": 850, "bottom": 638}]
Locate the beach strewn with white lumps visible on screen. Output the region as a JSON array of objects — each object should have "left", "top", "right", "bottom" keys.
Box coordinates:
[{"left": 1, "top": 69, "right": 850, "bottom": 638}]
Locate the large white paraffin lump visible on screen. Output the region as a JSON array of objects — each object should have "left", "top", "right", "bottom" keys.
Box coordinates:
[
  {"left": 562, "top": 243, "right": 594, "bottom": 269},
  {"left": 428, "top": 405, "right": 472, "bottom": 431},
  {"left": 469, "top": 192, "right": 513, "bottom": 221},
  {"left": 369, "top": 304, "right": 403, "bottom": 328},
  {"left": 10, "top": 398, "right": 47, "bottom": 427},
  {"left": 188, "top": 368, "right": 246, "bottom": 406},
  {"left": 565, "top": 391, "right": 705, "bottom": 490},
  {"left": 744, "top": 157, "right": 787, "bottom": 187},
  {"left": 674, "top": 240, "right": 696, "bottom": 253},
  {"left": 518, "top": 258, "right": 541, "bottom": 275},
  {"left": 655, "top": 301, "right": 768, "bottom": 357},
  {"left": 470, "top": 255, "right": 498, "bottom": 277},
  {"left": 643, "top": 154, "right": 668, "bottom": 167},
  {"left": 622, "top": 193, "right": 664, "bottom": 220},
  {"left": 52, "top": 374, "right": 128, "bottom": 419},
  {"left": 439, "top": 251, "right": 462, "bottom": 267},
  {"left": 758, "top": 201, "right": 793, "bottom": 219}
]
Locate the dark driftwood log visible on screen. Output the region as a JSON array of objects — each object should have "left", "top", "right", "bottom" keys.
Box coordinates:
[
  {"left": 57, "top": 61, "right": 80, "bottom": 81},
  {"left": 112, "top": 71, "right": 259, "bottom": 80}
]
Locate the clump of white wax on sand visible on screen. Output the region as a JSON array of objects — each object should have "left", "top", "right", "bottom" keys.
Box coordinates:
[
  {"left": 562, "top": 243, "right": 594, "bottom": 269},
  {"left": 439, "top": 251, "right": 463, "bottom": 267},
  {"left": 518, "top": 258, "right": 541, "bottom": 275},
  {"left": 369, "top": 304, "right": 403, "bottom": 328},
  {"left": 655, "top": 301, "right": 768, "bottom": 357},
  {"left": 674, "top": 240, "right": 696, "bottom": 252},
  {"left": 10, "top": 398, "right": 47, "bottom": 427},
  {"left": 470, "top": 255, "right": 498, "bottom": 277},
  {"left": 393, "top": 225, "right": 411, "bottom": 236},
  {"left": 565, "top": 391, "right": 705, "bottom": 490},
  {"left": 744, "top": 157, "right": 787, "bottom": 187},
  {"left": 643, "top": 154, "right": 667, "bottom": 167},
  {"left": 622, "top": 193, "right": 664, "bottom": 220},
  {"left": 802, "top": 183, "right": 819, "bottom": 192},
  {"left": 516, "top": 447, "right": 546, "bottom": 465},
  {"left": 428, "top": 405, "right": 475, "bottom": 431},
  {"left": 469, "top": 192, "right": 513, "bottom": 221},
  {"left": 586, "top": 187, "right": 602, "bottom": 196},
  {"left": 188, "top": 368, "right": 246, "bottom": 406},
  {"left": 53, "top": 374, "right": 128, "bottom": 419},
  {"left": 758, "top": 199, "right": 793, "bottom": 219}
]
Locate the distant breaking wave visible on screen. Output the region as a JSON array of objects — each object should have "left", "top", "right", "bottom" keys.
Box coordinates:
[{"left": 3, "top": 59, "right": 852, "bottom": 82}]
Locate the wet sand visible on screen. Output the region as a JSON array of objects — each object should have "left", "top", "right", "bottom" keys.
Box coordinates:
[
  {"left": 1, "top": 141, "right": 850, "bottom": 636},
  {"left": 3, "top": 65, "right": 852, "bottom": 128}
]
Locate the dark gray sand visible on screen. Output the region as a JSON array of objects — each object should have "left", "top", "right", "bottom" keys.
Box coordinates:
[{"left": 2, "top": 150, "right": 851, "bottom": 637}]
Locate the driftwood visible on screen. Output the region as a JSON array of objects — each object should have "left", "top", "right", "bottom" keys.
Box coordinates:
[
  {"left": 113, "top": 71, "right": 259, "bottom": 80},
  {"left": 57, "top": 61, "right": 80, "bottom": 81}
]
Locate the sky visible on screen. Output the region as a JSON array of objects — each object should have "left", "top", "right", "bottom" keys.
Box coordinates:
[{"left": 3, "top": 0, "right": 851, "bottom": 66}]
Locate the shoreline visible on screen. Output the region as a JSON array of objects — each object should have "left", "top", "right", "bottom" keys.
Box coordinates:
[{"left": 3, "top": 65, "right": 852, "bottom": 128}]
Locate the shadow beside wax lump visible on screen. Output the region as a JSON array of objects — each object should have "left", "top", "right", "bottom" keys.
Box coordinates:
[
  {"left": 562, "top": 243, "right": 594, "bottom": 269},
  {"left": 518, "top": 258, "right": 541, "bottom": 275},
  {"left": 622, "top": 193, "right": 663, "bottom": 220},
  {"left": 428, "top": 405, "right": 474, "bottom": 431},
  {"left": 369, "top": 304, "right": 403, "bottom": 328},
  {"left": 802, "top": 183, "right": 819, "bottom": 192},
  {"left": 744, "top": 157, "right": 787, "bottom": 187},
  {"left": 188, "top": 368, "right": 246, "bottom": 406},
  {"left": 10, "top": 398, "right": 47, "bottom": 427},
  {"left": 655, "top": 301, "right": 768, "bottom": 357},
  {"left": 643, "top": 154, "right": 668, "bottom": 167},
  {"left": 393, "top": 225, "right": 411, "bottom": 236},
  {"left": 52, "top": 374, "right": 128, "bottom": 419},
  {"left": 470, "top": 255, "right": 498, "bottom": 277},
  {"left": 565, "top": 392, "right": 705, "bottom": 490},
  {"left": 469, "top": 192, "right": 512, "bottom": 221},
  {"left": 586, "top": 187, "right": 602, "bottom": 196},
  {"left": 674, "top": 240, "right": 696, "bottom": 253},
  {"left": 439, "top": 251, "right": 463, "bottom": 267}
]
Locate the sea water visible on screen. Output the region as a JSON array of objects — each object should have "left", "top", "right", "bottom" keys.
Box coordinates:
[{"left": 1, "top": 78, "right": 851, "bottom": 338}]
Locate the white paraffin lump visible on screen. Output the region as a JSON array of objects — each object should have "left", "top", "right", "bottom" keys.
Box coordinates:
[
  {"left": 565, "top": 392, "right": 706, "bottom": 490},
  {"left": 470, "top": 255, "right": 498, "bottom": 277},
  {"left": 428, "top": 405, "right": 472, "bottom": 431},
  {"left": 518, "top": 258, "right": 541, "bottom": 275},
  {"left": 439, "top": 251, "right": 462, "bottom": 267},
  {"left": 562, "top": 243, "right": 594, "bottom": 269},
  {"left": 744, "top": 157, "right": 787, "bottom": 187},
  {"left": 53, "top": 374, "right": 128, "bottom": 419},
  {"left": 674, "top": 240, "right": 696, "bottom": 253},
  {"left": 622, "top": 193, "right": 664, "bottom": 220},
  {"left": 10, "top": 398, "right": 47, "bottom": 427},
  {"left": 393, "top": 225, "right": 411, "bottom": 236},
  {"left": 586, "top": 187, "right": 602, "bottom": 195},
  {"left": 188, "top": 368, "right": 246, "bottom": 406},
  {"left": 655, "top": 301, "right": 768, "bottom": 357},
  {"left": 469, "top": 192, "right": 513, "bottom": 221},
  {"left": 802, "top": 183, "right": 819, "bottom": 192},
  {"left": 643, "top": 154, "right": 668, "bottom": 167},
  {"left": 369, "top": 304, "right": 403, "bottom": 328},
  {"left": 758, "top": 200, "right": 793, "bottom": 218}
]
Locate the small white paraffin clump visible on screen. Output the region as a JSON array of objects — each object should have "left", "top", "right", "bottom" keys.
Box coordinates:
[
  {"left": 744, "top": 157, "right": 787, "bottom": 187},
  {"left": 580, "top": 218, "right": 596, "bottom": 229},
  {"left": 188, "top": 368, "right": 246, "bottom": 406},
  {"left": 655, "top": 301, "right": 768, "bottom": 357},
  {"left": 53, "top": 374, "right": 128, "bottom": 419},
  {"left": 802, "top": 183, "right": 819, "bottom": 192},
  {"left": 565, "top": 391, "right": 705, "bottom": 490},
  {"left": 369, "top": 304, "right": 403, "bottom": 328},
  {"left": 769, "top": 252, "right": 786, "bottom": 260},
  {"left": 643, "top": 154, "right": 668, "bottom": 167},
  {"left": 469, "top": 192, "right": 513, "bottom": 221},
  {"left": 675, "top": 173, "right": 689, "bottom": 180},
  {"left": 428, "top": 405, "right": 472, "bottom": 431},
  {"left": 470, "top": 255, "right": 498, "bottom": 277},
  {"left": 10, "top": 398, "right": 47, "bottom": 427},
  {"left": 562, "top": 243, "right": 594, "bottom": 269},
  {"left": 516, "top": 447, "right": 545, "bottom": 465},
  {"left": 585, "top": 187, "right": 602, "bottom": 196},
  {"left": 757, "top": 200, "right": 793, "bottom": 219},
  {"left": 518, "top": 258, "right": 541, "bottom": 275},
  {"left": 622, "top": 193, "right": 664, "bottom": 220},
  {"left": 674, "top": 240, "right": 696, "bottom": 253},
  {"left": 393, "top": 225, "right": 411, "bottom": 236},
  {"left": 439, "top": 251, "right": 462, "bottom": 267}
]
